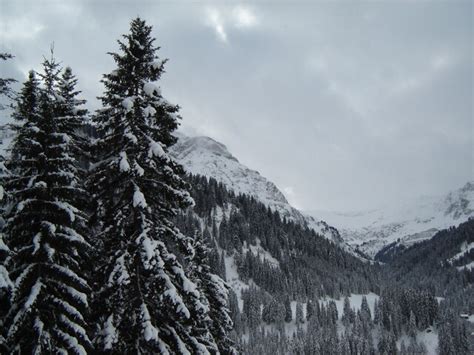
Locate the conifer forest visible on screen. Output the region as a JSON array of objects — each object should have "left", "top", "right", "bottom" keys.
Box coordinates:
[{"left": 0, "top": 8, "right": 472, "bottom": 355}]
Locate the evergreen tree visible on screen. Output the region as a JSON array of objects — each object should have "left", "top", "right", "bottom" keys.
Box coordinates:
[
  {"left": 408, "top": 310, "right": 417, "bottom": 339},
  {"left": 374, "top": 299, "right": 381, "bottom": 325},
  {"left": 0, "top": 53, "right": 16, "bottom": 109},
  {"left": 0, "top": 53, "right": 16, "bottom": 348},
  {"left": 4, "top": 55, "right": 92, "bottom": 353},
  {"left": 342, "top": 296, "right": 354, "bottom": 327},
  {"left": 284, "top": 296, "right": 292, "bottom": 323},
  {"left": 360, "top": 295, "right": 371, "bottom": 322},
  {"left": 306, "top": 299, "right": 314, "bottom": 321},
  {"left": 192, "top": 231, "right": 236, "bottom": 354},
  {"left": 327, "top": 301, "right": 338, "bottom": 325},
  {"left": 219, "top": 252, "right": 227, "bottom": 281},
  {"left": 295, "top": 301, "right": 304, "bottom": 324},
  {"left": 89, "top": 18, "right": 210, "bottom": 353},
  {"left": 262, "top": 297, "right": 284, "bottom": 324},
  {"left": 57, "top": 67, "right": 89, "bottom": 171},
  {"left": 242, "top": 287, "right": 261, "bottom": 331}
]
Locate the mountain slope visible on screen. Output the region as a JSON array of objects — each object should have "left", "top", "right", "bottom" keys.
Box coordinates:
[
  {"left": 171, "top": 133, "right": 343, "bottom": 244},
  {"left": 309, "top": 182, "right": 474, "bottom": 258},
  {"left": 177, "top": 174, "right": 378, "bottom": 300},
  {"left": 382, "top": 218, "right": 474, "bottom": 300}
]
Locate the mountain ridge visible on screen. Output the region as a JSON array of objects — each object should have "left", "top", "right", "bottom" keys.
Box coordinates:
[
  {"left": 171, "top": 132, "right": 473, "bottom": 260},
  {"left": 170, "top": 133, "right": 345, "bottom": 245}
]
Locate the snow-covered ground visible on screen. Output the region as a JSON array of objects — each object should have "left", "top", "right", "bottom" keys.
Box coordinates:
[
  {"left": 222, "top": 250, "right": 249, "bottom": 312},
  {"left": 397, "top": 330, "right": 439, "bottom": 355},
  {"left": 457, "top": 261, "right": 474, "bottom": 271}
]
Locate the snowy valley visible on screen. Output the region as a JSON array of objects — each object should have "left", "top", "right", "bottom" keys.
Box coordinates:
[
  {"left": 171, "top": 133, "right": 474, "bottom": 354},
  {"left": 0, "top": 10, "right": 472, "bottom": 354}
]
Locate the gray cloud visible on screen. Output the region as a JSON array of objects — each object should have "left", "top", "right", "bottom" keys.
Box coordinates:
[{"left": 1, "top": 0, "right": 472, "bottom": 211}]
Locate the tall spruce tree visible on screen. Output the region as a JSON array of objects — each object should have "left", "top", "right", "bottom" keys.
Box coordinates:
[
  {"left": 4, "top": 55, "right": 92, "bottom": 353},
  {"left": 89, "top": 18, "right": 211, "bottom": 353}
]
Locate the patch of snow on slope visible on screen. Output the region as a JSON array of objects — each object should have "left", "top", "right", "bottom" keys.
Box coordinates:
[
  {"left": 448, "top": 241, "right": 474, "bottom": 264},
  {"left": 223, "top": 251, "right": 248, "bottom": 312},
  {"left": 212, "top": 205, "right": 234, "bottom": 226},
  {"left": 243, "top": 239, "right": 279, "bottom": 268},
  {"left": 396, "top": 330, "right": 438, "bottom": 355},
  {"left": 457, "top": 261, "right": 474, "bottom": 272}
]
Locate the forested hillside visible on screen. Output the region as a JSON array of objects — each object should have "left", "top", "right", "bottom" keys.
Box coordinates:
[
  {"left": 175, "top": 174, "right": 473, "bottom": 354},
  {"left": 178, "top": 174, "right": 379, "bottom": 300},
  {"left": 381, "top": 219, "right": 474, "bottom": 313}
]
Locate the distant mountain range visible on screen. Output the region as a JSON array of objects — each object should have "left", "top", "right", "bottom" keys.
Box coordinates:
[
  {"left": 308, "top": 182, "right": 474, "bottom": 258},
  {"left": 171, "top": 132, "right": 473, "bottom": 259}
]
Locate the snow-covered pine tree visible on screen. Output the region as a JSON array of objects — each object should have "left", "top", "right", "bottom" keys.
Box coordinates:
[
  {"left": 4, "top": 55, "right": 92, "bottom": 353},
  {"left": 0, "top": 52, "right": 17, "bottom": 351},
  {"left": 192, "top": 231, "right": 236, "bottom": 354},
  {"left": 89, "top": 18, "right": 211, "bottom": 353},
  {"left": 57, "top": 67, "right": 90, "bottom": 171},
  {"left": 1, "top": 72, "right": 41, "bottom": 350}
]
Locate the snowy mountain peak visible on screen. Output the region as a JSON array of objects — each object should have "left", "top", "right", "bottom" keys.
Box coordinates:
[
  {"left": 171, "top": 133, "right": 344, "bottom": 244},
  {"left": 172, "top": 135, "right": 239, "bottom": 164},
  {"left": 171, "top": 134, "right": 292, "bottom": 213}
]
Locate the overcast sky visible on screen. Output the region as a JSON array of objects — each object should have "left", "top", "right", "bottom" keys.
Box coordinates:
[{"left": 1, "top": 0, "right": 472, "bottom": 211}]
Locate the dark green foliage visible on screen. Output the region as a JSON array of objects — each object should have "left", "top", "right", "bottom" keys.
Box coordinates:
[
  {"left": 0, "top": 53, "right": 16, "bottom": 109},
  {"left": 242, "top": 286, "right": 262, "bottom": 330},
  {"left": 284, "top": 296, "right": 292, "bottom": 323},
  {"left": 262, "top": 297, "right": 285, "bottom": 324},
  {"left": 4, "top": 55, "right": 92, "bottom": 353},
  {"left": 89, "top": 18, "right": 218, "bottom": 353}
]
